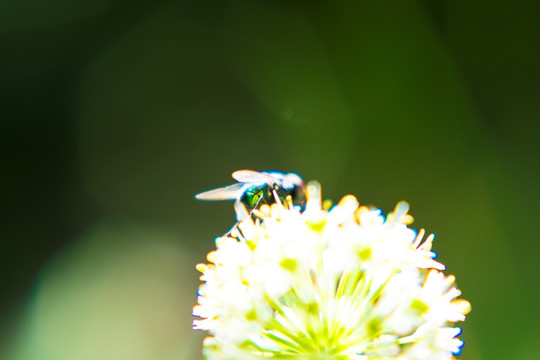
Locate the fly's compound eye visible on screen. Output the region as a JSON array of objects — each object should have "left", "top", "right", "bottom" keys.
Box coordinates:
[
  {"left": 289, "top": 187, "right": 299, "bottom": 200},
  {"left": 290, "top": 186, "right": 306, "bottom": 207}
]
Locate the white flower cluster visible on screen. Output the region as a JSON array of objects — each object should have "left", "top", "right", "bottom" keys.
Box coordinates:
[{"left": 193, "top": 182, "right": 470, "bottom": 360}]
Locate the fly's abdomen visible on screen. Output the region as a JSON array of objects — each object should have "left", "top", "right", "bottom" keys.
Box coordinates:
[{"left": 240, "top": 186, "right": 265, "bottom": 210}]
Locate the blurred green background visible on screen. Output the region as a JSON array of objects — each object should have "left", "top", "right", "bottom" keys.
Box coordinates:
[{"left": 1, "top": 1, "right": 539, "bottom": 359}]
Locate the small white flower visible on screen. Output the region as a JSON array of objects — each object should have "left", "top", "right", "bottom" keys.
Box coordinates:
[{"left": 193, "top": 181, "right": 470, "bottom": 360}]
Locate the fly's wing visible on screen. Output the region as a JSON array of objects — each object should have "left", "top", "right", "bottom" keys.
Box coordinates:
[
  {"left": 262, "top": 171, "right": 303, "bottom": 189},
  {"left": 232, "top": 170, "right": 276, "bottom": 184},
  {"left": 283, "top": 172, "right": 304, "bottom": 187},
  {"left": 195, "top": 182, "right": 246, "bottom": 201}
]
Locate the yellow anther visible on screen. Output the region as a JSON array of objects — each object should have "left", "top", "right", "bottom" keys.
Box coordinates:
[
  {"left": 338, "top": 194, "right": 359, "bottom": 208},
  {"left": 322, "top": 199, "right": 333, "bottom": 210},
  {"left": 452, "top": 299, "right": 472, "bottom": 315}
]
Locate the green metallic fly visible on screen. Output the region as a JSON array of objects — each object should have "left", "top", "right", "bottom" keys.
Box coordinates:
[{"left": 195, "top": 170, "right": 306, "bottom": 214}]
